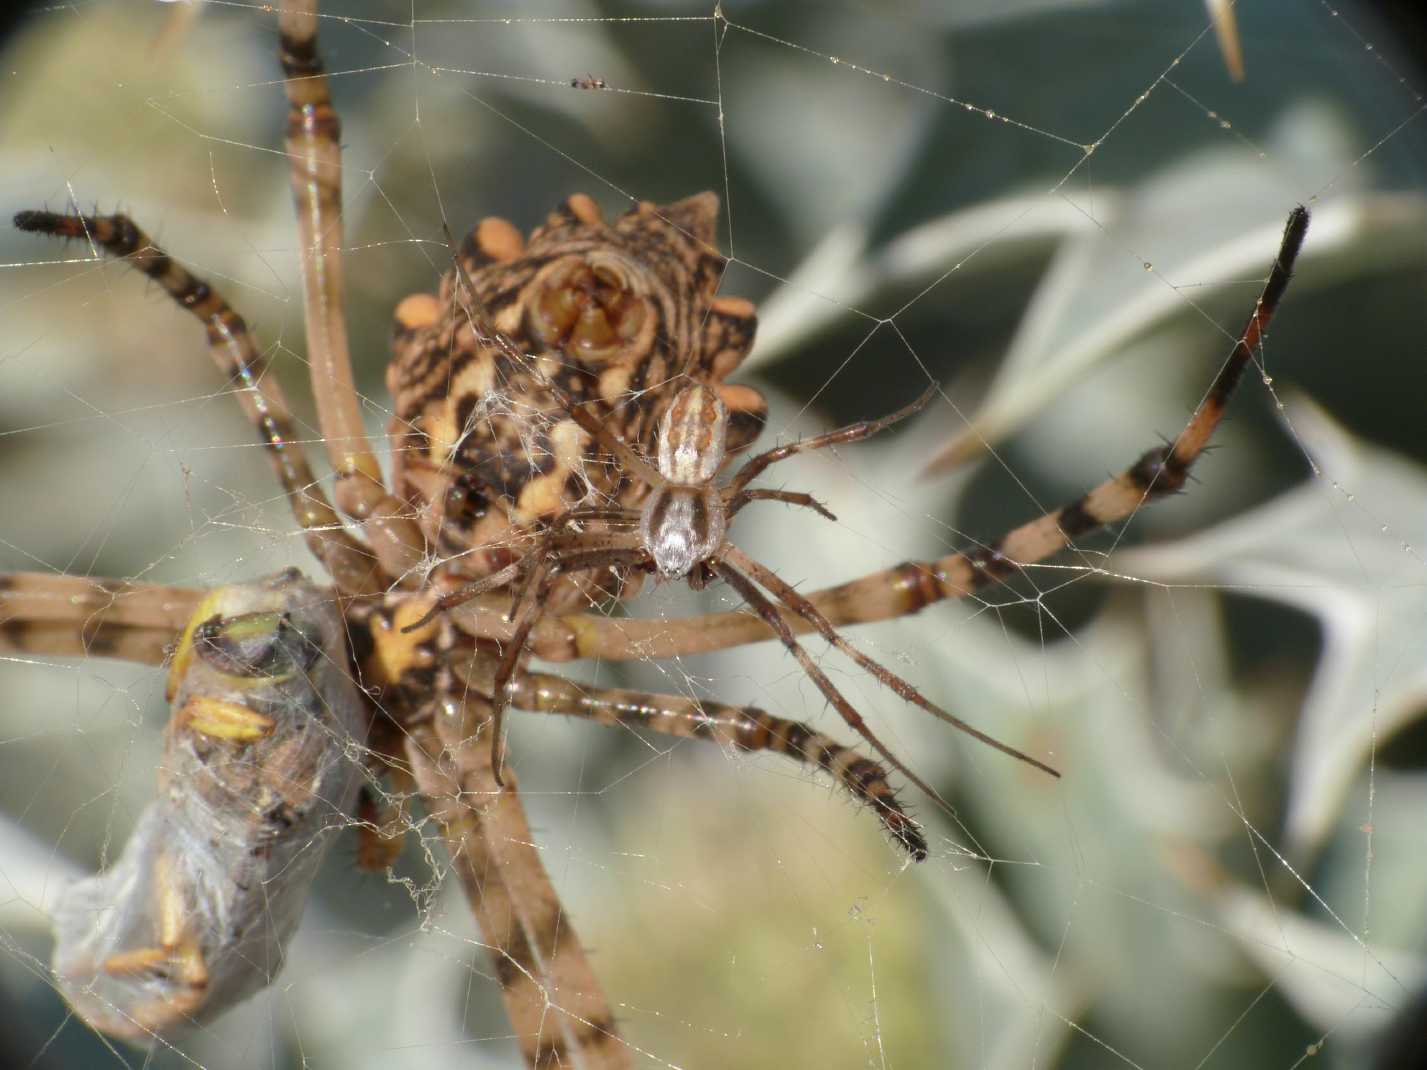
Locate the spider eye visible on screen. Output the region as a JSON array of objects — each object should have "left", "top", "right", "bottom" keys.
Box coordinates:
[
  {"left": 192, "top": 611, "right": 321, "bottom": 681},
  {"left": 526, "top": 255, "right": 652, "bottom": 366}
]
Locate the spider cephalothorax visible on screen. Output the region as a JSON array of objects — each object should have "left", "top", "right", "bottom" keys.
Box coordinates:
[{"left": 386, "top": 191, "right": 768, "bottom": 593}]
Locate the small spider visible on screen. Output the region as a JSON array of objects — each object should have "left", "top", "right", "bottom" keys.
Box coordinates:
[
  {"left": 417, "top": 375, "right": 1062, "bottom": 860},
  {"left": 571, "top": 74, "right": 608, "bottom": 90}
]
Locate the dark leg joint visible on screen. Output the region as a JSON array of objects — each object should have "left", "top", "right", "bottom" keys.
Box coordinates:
[
  {"left": 1128, "top": 445, "right": 1189, "bottom": 497},
  {"left": 1056, "top": 497, "right": 1101, "bottom": 539},
  {"left": 965, "top": 544, "right": 1015, "bottom": 586}
]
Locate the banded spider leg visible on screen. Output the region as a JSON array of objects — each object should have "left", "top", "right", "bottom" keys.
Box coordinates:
[
  {"left": 418, "top": 367, "right": 1064, "bottom": 863},
  {"left": 431, "top": 206, "right": 1311, "bottom": 862},
  {"left": 461, "top": 208, "right": 1311, "bottom": 670}
]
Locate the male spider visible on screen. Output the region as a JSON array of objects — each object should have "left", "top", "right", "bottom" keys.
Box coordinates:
[
  {"left": 1, "top": 0, "right": 1309, "bottom": 1061},
  {"left": 413, "top": 369, "right": 1059, "bottom": 851}
]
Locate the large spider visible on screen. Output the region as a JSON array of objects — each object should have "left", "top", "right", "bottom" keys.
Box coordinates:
[{"left": 0, "top": 1, "right": 1309, "bottom": 1064}]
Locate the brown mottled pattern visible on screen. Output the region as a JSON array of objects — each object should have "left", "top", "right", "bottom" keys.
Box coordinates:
[
  {"left": 385, "top": 191, "right": 765, "bottom": 607},
  {"left": 714, "top": 381, "right": 769, "bottom": 456},
  {"left": 699, "top": 296, "right": 758, "bottom": 381},
  {"left": 10, "top": 0, "right": 649, "bottom": 1061}
]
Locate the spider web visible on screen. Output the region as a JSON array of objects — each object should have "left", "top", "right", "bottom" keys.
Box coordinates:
[{"left": 3, "top": 1, "right": 1427, "bottom": 1067}]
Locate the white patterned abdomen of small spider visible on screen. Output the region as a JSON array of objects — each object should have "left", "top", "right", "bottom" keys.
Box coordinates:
[{"left": 641, "top": 384, "right": 729, "bottom": 579}]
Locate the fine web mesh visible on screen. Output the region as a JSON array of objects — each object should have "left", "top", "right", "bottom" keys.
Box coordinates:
[{"left": 2, "top": 2, "right": 1426, "bottom": 1068}]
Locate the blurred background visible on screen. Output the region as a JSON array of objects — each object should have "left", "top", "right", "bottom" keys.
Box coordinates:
[{"left": 2, "top": 1, "right": 1426, "bottom": 1067}]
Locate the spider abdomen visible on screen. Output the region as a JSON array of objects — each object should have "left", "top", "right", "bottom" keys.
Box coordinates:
[
  {"left": 656, "top": 382, "right": 729, "bottom": 484},
  {"left": 385, "top": 194, "right": 766, "bottom": 596}
]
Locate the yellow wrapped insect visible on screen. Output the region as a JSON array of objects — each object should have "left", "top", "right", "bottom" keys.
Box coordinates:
[{"left": 50, "top": 571, "right": 365, "bottom": 1041}]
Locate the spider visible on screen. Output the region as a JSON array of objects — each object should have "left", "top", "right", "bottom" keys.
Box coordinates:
[
  {"left": 411, "top": 372, "right": 1059, "bottom": 829},
  {"left": 1, "top": 0, "right": 1310, "bottom": 1063}
]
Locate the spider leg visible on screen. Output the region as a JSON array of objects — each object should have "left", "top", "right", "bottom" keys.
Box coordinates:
[
  {"left": 409, "top": 505, "right": 642, "bottom": 633},
  {"left": 488, "top": 544, "right": 651, "bottom": 785},
  {"left": 516, "top": 207, "right": 1311, "bottom": 664},
  {"left": 0, "top": 573, "right": 201, "bottom": 662},
  {"left": 405, "top": 681, "right": 630, "bottom": 1068},
  {"left": 722, "top": 544, "right": 1058, "bottom": 778},
  {"left": 725, "top": 383, "right": 938, "bottom": 498},
  {"left": 510, "top": 669, "right": 928, "bottom": 861},
  {"left": 553, "top": 505, "right": 643, "bottom": 527},
  {"left": 10, "top": 212, "right": 379, "bottom": 598},
  {"left": 487, "top": 555, "right": 555, "bottom": 786},
  {"left": 727, "top": 488, "right": 836, "bottom": 522},
  {"left": 710, "top": 555, "right": 954, "bottom": 817},
  {"left": 351, "top": 693, "right": 424, "bottom": 873},
  {"left": 754, "top": 205, "right": 1314, "bottom": 627},
  {"left": 407, "top": 559, "right": 528, "bottom": 633},
  {"left": 276, "top": 2, "right": 428, "bottom": 584}
]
